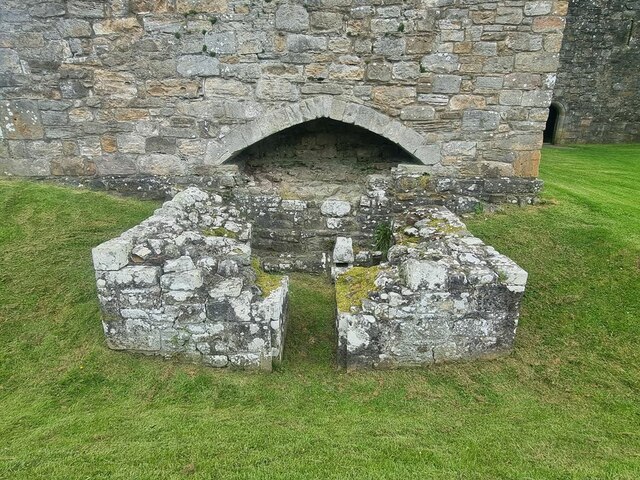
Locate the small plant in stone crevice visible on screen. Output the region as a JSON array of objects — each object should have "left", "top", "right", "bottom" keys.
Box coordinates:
[
  {"left": 473, "top": 202, "right": 485, "bottom": 215},
  {"left": 174, "top": 32, "right": 181, "bottom": 39},
  {"left": 397, "top": 23, "right": 405, "bottom": 32},
  {"left": 202, "top": 44, "right": 207, "bottom": 52},
  {"left": 374, "top": 221, "right": 394, "bottom": 258}
]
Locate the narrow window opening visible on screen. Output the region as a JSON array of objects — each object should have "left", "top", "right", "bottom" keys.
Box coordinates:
[{"left": 543, "top": 104, "right": 560, "bottom": 144}]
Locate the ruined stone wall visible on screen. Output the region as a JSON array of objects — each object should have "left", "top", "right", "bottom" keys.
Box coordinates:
[
  {"left": 93, "top": 186, "right": 529, "bottom": 370},
  {"left": 1, "top": 0, "right": 566, "bottom": 184},
  {"left": 553, "top": 0, "right": 640, "bottom": 143},
  {"left": 93, "top": 187, "right": 289, "bottom": 370},
  {"left": 335, "top": 206, "right": 527, "bottom": 369}
]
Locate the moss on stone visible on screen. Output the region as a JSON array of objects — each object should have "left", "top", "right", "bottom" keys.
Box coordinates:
[
  {"left": 252, "top": 257, "right": 283, "bottom": 297},
  {"left": 396, "top": 232, "right": 421, "bottom": 245},
  {"left": 418, "top": 174, "right": 431, "bottom": 189},
  {"left": 426, "top": 218, "right": 465, "bottom": 235},
  {"left": 335, "top": 266, "right": 380, "bottom": 313},
  {"left": 202, "top": 227, "right": 238, "bottom": 239}
]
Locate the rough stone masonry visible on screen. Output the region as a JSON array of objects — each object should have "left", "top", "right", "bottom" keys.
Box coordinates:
[
  {"left": 1, "top": 0, "right": 567, "bottom": 196},
  {"left": 93, "top": 187, "right": 289, "bottom": 370},
  {"left": 93, "top": 187, "right": 527, "bottom": 369}
]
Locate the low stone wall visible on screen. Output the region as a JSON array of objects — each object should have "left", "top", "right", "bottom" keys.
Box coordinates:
[
  {"left": 82, "top": 165, "right": 541, "bottom": 275},
  {"left": 336, "top": 206, "right": 527, "bottom": 369},
  {"left": 92, "top": 187, "right": 288, "bottom": 370},
  {"left": 93, "top": 186, "right": 527, "bottom": 370}
]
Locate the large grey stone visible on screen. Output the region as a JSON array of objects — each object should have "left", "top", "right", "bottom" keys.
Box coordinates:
[
  {"left": 321, "top": 199, "right": 351, "bottom": 217},
  {"left": 275, "top": 4, "right": 309, "bottom": 32},
  {"left": 333, "top": 237, "right": 354, "bottom": 263},
  {"left": 177, "top": 55, "right": 220, "bottom": 77}
]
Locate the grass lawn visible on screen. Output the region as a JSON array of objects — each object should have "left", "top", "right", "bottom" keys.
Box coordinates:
[{"left": 1, "top": 144, "right": 639, "bottom": 479}]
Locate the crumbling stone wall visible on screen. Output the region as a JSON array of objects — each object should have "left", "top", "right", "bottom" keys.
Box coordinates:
[
  {"left": 93, "top": 187, "right": 289, "bottom": 370},
  {"left": 1, "top": 0, "right": 566, "bottom": 189},
  {"left": 336, "top": 206, "right": 527, "bottom": 369},
  {"left": 93, "top": 187, "right": 528, "bottom": 369},
  {"left": 553, "top": 0, "right": 640, "bottom": 143}
]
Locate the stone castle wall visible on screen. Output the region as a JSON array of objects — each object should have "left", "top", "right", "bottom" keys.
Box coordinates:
[
  {"left": 553, "top": 0, "right": 639, "bottom": 143},
  {"left": 1, "top": 0, "right": 567, "bottom": 185}
]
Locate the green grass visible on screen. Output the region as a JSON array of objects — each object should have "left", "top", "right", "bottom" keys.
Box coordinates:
[{"left": 1, "top": 144, "right": 639, "bottom": 479}]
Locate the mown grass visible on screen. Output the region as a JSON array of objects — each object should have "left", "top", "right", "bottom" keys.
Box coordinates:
[{"left": 1, "top": 144, "right": 639, "bottom": 479}]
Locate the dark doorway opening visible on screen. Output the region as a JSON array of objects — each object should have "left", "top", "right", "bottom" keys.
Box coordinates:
[{"left": 543, "top": 103, "right": 560, "bottom": 144}]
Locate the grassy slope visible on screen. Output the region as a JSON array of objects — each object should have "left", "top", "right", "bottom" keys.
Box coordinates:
[{"left": 1, "top": 144, "right": 639, "bottom": 479}]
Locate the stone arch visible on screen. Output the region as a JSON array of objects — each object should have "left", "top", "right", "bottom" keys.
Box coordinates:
[{"left": 204, "top": 96, "right": 441, "bottom": 168}]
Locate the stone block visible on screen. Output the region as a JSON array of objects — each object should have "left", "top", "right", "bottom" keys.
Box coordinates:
[
  {"left": 495, "top": 7, "right": 523, "bottom": 25},
  {"left": 321, "top": 200, "right": 351, "bottom": 217},
  {"left": 402, "top": 259, "right": 448, "bottom": 290},
  {"left": 432, "top": 75, "right": 462, "bottom": 94},
  {"left": 532, "top": 16, "right": 566, "bottom": 33},
  {"left": 310, "top": 12, "right": 343, "bottom": 32},
  {"left": 176, "top": 0, "right": 228, "bottom": 14},
  {"left": 275, "top": 4, "right": 309, "bottom": 32},
  {"left": 521, "top": 90, "right": 553, "bottom": 107},
  {"left": 93, "top": 18, "right": 141, "bottom": 35},
  {"left": 137, "top": 154, "right": 187, "bottom": 175},
  {"left": 328, "top": 64, "right": 364, "bottom": 81},
  {"left": 366, "top": 62, "right": 391, "bottom": 82},
  {"left": 373, "top": 37, "right": 405, "bottom": 59},
  {"left": 204, "top": 78, "right": 251, "bottom": 97},
  {"left": 0, "top": 101, "right": 44, "bottom": 140},
  {"left": 286, "top": 34, "right": 327, "bottom": 52},
  {"left": 146, "top": 80, "right": 201, "bottom": 98},
  {"left": 204, "top": 32, "right": 237, "bottom": 55},
  {"left": 177, "top": 55, "right": 220, "bottom": 77},
  {"left": 462, "top": 110, "right": 501, "bottom": 131},
  {"left": 400, "top": 105, "right": 435, "bottom": 121},
  {"left": 333, "top": 237, "right": 354, "bottom": 264},
  {"left": 92, "top": 238, "right": 132, "bottom": 271},
  {"left": 372, "top": 86, "right": 416, "bottom": 109},
  {"left": 94, "top": 71, "right": 137, "bottom": 100},
  {"left": 392, "top": 62, "right": 420, "bottom": 81},
  {"left": 255, "top": 79, "right": 299, "bottom": 101},
  {"left": 57, "top": 19, "right": 92, "bottom": 37},
  {"left": 515, "top": 52, "right": 560, "bottom": 73},
  {"left": 449, "top": 95, "right": 486, "bottom": 110},
  {"left": 420, "top": 53, "right": 460, "bottom": 73},
  {"left": 67, "top": 0, "right": 107, "bottom": 18},
  {"left": 524, "top": 1, "right": 553, "bottom": 16}
]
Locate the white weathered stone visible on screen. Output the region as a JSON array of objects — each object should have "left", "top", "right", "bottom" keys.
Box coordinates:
[
  {"left": 402, "top": 259, "right": 448, "bottom": 291},
  {"left": 161, "top": 269, "right": 204, "bottom": 291},
  {"left": 164, "top": 256, "right": 196, "bottom": 273},
  {"left": 321, "top": 199, "right": 351, "bottom": 217},
  {"left": 333, "top": 237, "right": 354, "bottom": 264},
  {"left": 92, "top": 238, "right": 132, "bottom": 271}
]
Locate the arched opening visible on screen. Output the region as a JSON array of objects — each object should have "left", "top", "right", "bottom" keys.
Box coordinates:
[
  {"left": 204, "top": 96, "right": 440, "bottom": 168},
  {"left": 231, "top": 118, "right": 419, "bottom": 201},
  {"left": 543, "top": 102, "right": 563, "bottom": 144}
]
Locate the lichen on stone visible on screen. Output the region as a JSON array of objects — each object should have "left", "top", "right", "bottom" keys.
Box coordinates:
[{"left": 335, "top": 266, "right": 380, "bottom": 313}]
